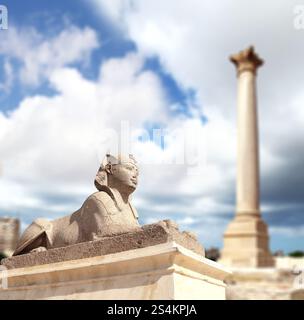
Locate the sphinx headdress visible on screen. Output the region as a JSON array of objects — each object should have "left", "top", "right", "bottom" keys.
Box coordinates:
[{"left": 94, "top": 154, "right": 137, "bottom": 190}]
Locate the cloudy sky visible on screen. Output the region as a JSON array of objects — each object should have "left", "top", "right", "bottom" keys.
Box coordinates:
[{"left": 0, "top": 0, "right": 303, "bottom": 253}]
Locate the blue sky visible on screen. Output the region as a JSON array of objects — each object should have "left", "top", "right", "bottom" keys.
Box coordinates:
[
  {"left": 0, "top": 0, "right": 191, "bottom": 116},
  {"left": 0, "top": 0, "right": 303, "bottom": 254}
]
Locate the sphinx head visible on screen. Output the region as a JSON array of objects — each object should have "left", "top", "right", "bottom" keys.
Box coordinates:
[{"left": 94, "top": 154, "right": 139, "bottom": 194}]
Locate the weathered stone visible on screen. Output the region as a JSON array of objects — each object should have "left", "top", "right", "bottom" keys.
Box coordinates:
[{"left": 2, "top": 220, "right": 204, "bottom": 269}]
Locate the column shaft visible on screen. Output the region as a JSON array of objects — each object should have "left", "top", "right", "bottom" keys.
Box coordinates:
[{"left": 236, "top": 70, "right": 260, "bottom": 215}]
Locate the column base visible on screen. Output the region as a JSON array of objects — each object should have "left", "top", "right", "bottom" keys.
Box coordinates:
[{"left": 219, "top": 214, "right": 274, "bottom": 268}]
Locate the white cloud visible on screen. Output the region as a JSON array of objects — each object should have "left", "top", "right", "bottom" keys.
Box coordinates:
[
  {"left": 0, "top": 51, "right": 171, "bottom": 220},
  {"left": 0, "top": 25, "right": 99, "bottom": 86}
]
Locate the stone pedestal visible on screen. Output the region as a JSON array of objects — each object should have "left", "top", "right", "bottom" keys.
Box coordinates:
[
  {"left": 0, "top": 242, "right": 231, "bottom": 300},
  {"left": 220, "top": 47, "right": 274, "bottom": 268}
]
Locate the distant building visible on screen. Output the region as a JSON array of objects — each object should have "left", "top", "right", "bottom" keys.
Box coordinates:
[
  {"left": 273, "top": 250, "right": 285, "bottom": 257},
  {"left": 0, "top": 216, "right": 20, "bottom": 256},
  {"left": 205, "top": 247, "right": 220, "bottom": 261}
]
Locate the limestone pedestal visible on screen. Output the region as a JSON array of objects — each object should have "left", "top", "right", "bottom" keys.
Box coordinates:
[{"left": 0, "top": 242, "right": 231, "bottom": 300}]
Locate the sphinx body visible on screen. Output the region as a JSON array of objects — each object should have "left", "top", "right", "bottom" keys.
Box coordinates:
[
  {"left": 13, "top": 154, "right": 140, "bottom": 256},
  {"left": 14, "top": 187, "right": 140, "bottom": 256}
]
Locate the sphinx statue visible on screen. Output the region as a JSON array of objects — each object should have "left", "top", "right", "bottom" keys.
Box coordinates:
[{"left": 13, "top": 154, "right": 141, "bottom": 256}]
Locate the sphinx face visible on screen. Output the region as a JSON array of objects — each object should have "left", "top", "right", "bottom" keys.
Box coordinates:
[{"left": 111, "top": 162, "right": 139, "bottom": 191}]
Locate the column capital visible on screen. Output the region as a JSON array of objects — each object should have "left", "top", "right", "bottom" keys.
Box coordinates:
[{"left": 230, "top": 46, "right": 263, "bottom": 76}]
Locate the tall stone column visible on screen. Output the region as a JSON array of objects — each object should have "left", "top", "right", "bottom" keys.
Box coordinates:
[{"left": 220, "top": 46, "right": 274, "bottom": 268}]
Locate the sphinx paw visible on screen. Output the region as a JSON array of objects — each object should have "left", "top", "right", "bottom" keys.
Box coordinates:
[{"left": 30, "top": 246, "right": 47, "bottom": 253}]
